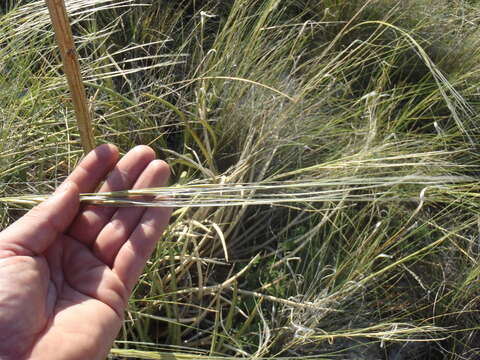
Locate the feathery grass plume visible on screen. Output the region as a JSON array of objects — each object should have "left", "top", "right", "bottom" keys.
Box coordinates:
[{"left": 0, "top": 175, "right": 476, "bottom": 208}]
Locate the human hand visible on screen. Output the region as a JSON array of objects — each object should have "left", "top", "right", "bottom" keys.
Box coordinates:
[{"left": 0, "top": 144, "right": 172, "bottom": 360}]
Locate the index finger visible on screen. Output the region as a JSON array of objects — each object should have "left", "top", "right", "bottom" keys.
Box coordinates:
[{"left": 65, "top": 144, "right": 119, "bottom": 193}]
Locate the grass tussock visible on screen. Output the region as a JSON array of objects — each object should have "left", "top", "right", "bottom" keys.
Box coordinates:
[{"left": 1, "top": 0, "right": 480, "bottom": 359}]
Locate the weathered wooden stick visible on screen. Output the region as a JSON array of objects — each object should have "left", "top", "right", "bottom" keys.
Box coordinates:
[{"left": 45, "top": 0, "right": 95, "bottom": 154}]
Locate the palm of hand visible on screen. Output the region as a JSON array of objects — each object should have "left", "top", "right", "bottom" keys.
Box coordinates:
[
  {"left": 0, "top": 145, "right": 171, "bottom": 360},
  {"left": 0, "top": 235, "right": 125, "bottom": 360}
]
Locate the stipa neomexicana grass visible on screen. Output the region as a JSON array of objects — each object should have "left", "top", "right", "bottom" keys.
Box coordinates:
[
  {"left": 3, "top": 0, "right": 480, "bottom": 357},
  {"left": 0, "top": 175, "right": 476, "bottom": 208}
]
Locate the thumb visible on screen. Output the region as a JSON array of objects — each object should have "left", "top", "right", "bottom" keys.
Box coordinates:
[{"left": 0, "top": 181, "right": 80, "bottom": 255}]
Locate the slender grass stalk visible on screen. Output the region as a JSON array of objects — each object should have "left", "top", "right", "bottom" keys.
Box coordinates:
[
  {"left": 45, "top": 0, "right": 95, "bottom": 154},
  {"left": 0, "top": 175, "right": 475, "bottom": 208}
]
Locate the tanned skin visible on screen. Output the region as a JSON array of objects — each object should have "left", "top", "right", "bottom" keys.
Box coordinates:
[{"left": 0, "top": 144, "right": 172, "bottom": 360}]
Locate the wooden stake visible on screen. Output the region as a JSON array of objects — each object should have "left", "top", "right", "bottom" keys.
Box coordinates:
[{"left": 45, "top": 0, "right": 95, "bottom": 154}]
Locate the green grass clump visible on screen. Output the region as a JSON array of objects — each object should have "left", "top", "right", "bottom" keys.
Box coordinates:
[{"left": 1, "top": 0, "right": 480, "bottom": 359}]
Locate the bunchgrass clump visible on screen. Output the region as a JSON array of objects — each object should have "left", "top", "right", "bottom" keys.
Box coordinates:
[{"left": 1, "top": 0, "right": 480, "bottom": 359}]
